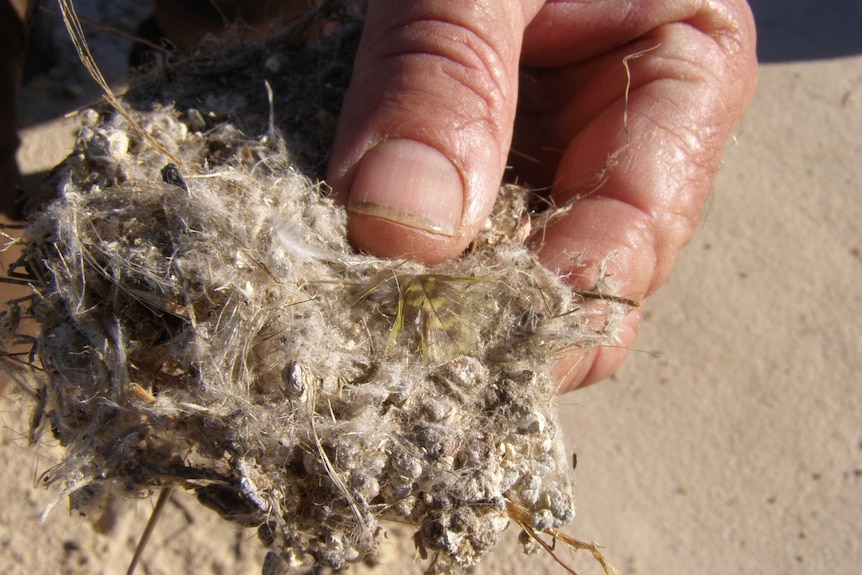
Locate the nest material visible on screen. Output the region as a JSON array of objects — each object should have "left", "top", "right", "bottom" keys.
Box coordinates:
[{"left": 1, "top": 5, "right": 626, "bottom": 573}]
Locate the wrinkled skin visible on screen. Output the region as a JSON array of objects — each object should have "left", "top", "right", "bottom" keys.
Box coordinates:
[
  {"left": 6, "top": 0, "right": 758, "bottom": 393},
  {"left": 328, "top": 0, "right": 758, "bottom": 392}
]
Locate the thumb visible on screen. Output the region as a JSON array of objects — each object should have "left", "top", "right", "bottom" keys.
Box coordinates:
[{"left": 328, "top": 0, "right": 542, "bottom": 264}]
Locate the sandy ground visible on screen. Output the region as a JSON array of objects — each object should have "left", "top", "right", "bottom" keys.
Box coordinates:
[{"left": 2, "top": 2, "right": 860, "bottom": 574}]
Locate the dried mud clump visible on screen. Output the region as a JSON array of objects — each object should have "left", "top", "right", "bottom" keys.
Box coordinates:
[{"left": 1, "top": 4, "right": 627, "bottom": 574}]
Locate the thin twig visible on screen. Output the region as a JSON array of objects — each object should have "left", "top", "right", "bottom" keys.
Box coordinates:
[
  {"left": 56, "top": 0, "right": 182, "bottom": 166},
  {"left": 506, "top": 501, "right": 622, "bottom": 575},
  {"left": 127, "top": 487, "right": 173, "bottom": 575},
  {"left": 40, "top": 4, "right": 169, "bottom": 53}
]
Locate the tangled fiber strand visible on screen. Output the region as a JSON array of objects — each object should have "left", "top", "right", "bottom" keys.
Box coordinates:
[{"left": 1, "top": 3, "right": 628, "bottom": 573}]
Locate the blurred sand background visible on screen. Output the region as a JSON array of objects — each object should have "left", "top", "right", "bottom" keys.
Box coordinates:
[{"left": 1, "top": 1, "right": 860, "bottom": 574}]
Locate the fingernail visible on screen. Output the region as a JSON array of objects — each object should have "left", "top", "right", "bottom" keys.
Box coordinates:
[{"left": 347, "top": 139, "right": 463, "bottom": 237}]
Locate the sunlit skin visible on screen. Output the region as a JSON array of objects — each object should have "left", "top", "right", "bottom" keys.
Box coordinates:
[
  {"left": 148, "top": 0, "right": 757, "bottom": 393},
  {"left": 328, "top": 0, "right": 758, "bottom": 392}
]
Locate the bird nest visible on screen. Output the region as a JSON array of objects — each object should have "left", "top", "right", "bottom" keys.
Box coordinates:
[{"left": 1, "top": 3, "right": 626, "bottom": 573}]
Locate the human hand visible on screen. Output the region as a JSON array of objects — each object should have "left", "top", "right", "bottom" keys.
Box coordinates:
[{"left": 327, "top": 0, "right": 758, "bottom": 393}]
